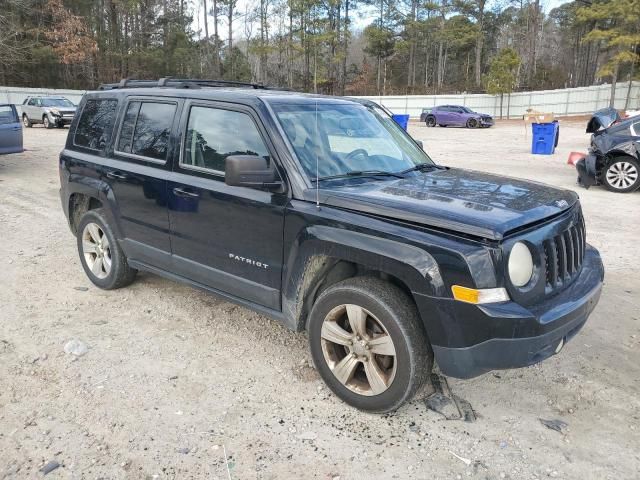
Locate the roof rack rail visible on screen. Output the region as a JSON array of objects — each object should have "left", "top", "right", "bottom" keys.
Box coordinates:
[{"left": 98, "top": 78, "right": 269, "bottom": 91}]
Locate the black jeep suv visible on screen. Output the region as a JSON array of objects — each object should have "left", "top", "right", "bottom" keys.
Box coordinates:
[{"left": 59, "top": 79, "right": 604, "bottom": 413}]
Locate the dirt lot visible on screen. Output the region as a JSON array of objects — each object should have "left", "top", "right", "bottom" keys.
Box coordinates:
[{"left": 1, "top": 120, "right": 639, "bottom": 480}]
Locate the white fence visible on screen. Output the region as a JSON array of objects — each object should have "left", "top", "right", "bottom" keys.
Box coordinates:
[
  {"left": 0, "top": 86, "right": 86, "bottom": 106},
  {"left": 1, "top": 82, "right": 639, "bottom": 119},
  {"left": 356, "top": 82, "right": 640, "bottom": 119}
]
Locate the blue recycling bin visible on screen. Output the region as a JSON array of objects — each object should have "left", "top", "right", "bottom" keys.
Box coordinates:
[
  {"left": 392, "top": 114, "right": 410, "bottom": 131},
  {"left": 531, "top": 121, "right": 559, "bottom": 155}
]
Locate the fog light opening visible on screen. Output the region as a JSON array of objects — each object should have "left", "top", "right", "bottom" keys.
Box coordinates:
[{"left": 555, "top": 338, "right": 565, "bottom": 354}]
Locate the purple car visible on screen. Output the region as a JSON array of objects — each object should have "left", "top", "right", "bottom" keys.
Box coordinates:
[{"left": 422, "top": 105, "right": 494, "bottom": 128}]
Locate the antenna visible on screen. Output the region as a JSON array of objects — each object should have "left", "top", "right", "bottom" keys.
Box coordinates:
[{"left": 315, "top": 98, "right": 320, "bottom": 210}]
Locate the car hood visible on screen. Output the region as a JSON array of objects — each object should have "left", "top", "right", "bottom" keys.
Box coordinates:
[
  {"left": 47, "top": 106, "right": 76, "bottom": 113},
  {"left": 586, "top": 107, "right": 620, "bottom": 133},
  {"left": 307, "top": 168, "right": 578, "bottom": 240}
]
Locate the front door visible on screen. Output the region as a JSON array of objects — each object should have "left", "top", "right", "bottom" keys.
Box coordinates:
[
  {"left": 168, "top": 101, "right": 287, "bottom": 310},
  {"left": 0, "top": 105, "right": 23, "bottom": 154}
]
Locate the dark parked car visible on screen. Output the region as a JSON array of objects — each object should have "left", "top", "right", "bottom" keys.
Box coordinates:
[
  {"left": 576, "top": 108, "right": 640, "bottom": 193},
  {"left": 0, "top": 104, "right": 23, "bottom": 154},
  {"left": 21, "top": 96, "right": 77, "bottom": 129},
  {"left": 423, "top": 105, "right": 494, "bottom": 128},
  {"left": 59, "top": 79, "right": 603, "bottom": 413}
]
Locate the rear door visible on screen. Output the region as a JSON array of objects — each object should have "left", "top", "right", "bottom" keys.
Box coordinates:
[
  {"left": 436, "top": 106, "right": 451, "bottom": 124},
  {"left": 23, "top": 98, "right": 36, "bottom": 122},
  {"left": 167, "top": 100, "right": 287, "bottom": 310},
  {"left": 449, "top": 107, "right": 464, "bottom": 125},
  {"left": 0, "top": 104, "right": 23, "bottom": 154},
  {"left": 107, "top": 96, "right": 181, "bottom": 266}
]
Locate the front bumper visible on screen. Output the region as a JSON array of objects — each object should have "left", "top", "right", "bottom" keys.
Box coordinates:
[
  {"left": 49, "top": 113, "right": 74, "bottom": 126},
  {"left": 416, "top": 246, "right": 604, "bottom": 378},
  {"left": 479, "top": 117, "right": 494, "bottom": 127},
  {"left": 576, "top": 154, "right": 599, "bottom": 188}
]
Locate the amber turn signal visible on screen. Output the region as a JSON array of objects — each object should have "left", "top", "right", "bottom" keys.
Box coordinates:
[{"left": 451, "top": 285, "right": 510, "bottom": 304}]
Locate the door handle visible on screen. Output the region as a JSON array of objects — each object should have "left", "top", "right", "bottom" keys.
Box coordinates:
[
  {"left": 173, "top": 187, "right": 200, "bottom": 198},
  {"left": 106, "top": 171, "right": 128, "bottom": 180}
]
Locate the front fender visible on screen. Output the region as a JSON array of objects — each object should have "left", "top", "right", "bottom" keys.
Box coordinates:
[{"left": 282, "top": 224, "right": 445, "bottom": 331}]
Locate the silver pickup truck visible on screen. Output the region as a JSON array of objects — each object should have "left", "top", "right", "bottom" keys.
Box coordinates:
[{"left": 21, "top": 96, "right": 77, "bottom": 129}]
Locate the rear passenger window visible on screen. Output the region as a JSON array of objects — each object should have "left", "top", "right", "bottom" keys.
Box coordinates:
[
  {"left": 116, "top": 101, "right": 176, "bottom": 161},
  {"left": 182, "top": 106, "right": 269, "bottom": 173},
  {"left": 74, "top": 99, "right": 118, "bottom": 151}
]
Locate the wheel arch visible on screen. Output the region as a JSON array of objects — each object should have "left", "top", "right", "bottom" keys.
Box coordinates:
[
  {"left": 282, "top": 225, "right": 445, "bottom": 335},
  {"left": 66, "top": 179, "right": 122, "bottom": 238}
]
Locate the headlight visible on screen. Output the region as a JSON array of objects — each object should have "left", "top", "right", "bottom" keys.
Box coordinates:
[
  {"left": 50, "top": 109, "right": 60, "bottom": 116},
  {"left": 508, "top": 242, "right": 534, "bottom": 287}
]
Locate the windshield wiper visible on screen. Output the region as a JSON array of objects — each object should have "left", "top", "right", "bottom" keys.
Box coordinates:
[
  {"left": 400, "top": 163, "right": 443, "bottom": 174},
  {"left": 312, "top": 170, "right": 405, "bottom": 182}
]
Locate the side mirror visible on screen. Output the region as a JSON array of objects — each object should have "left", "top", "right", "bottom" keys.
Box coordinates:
[
  {"left": 225, "top": 155, "right": 282, "bottom": 190},
  {"left": 415, "top": 140, "right": 424, "bottom": 150}
]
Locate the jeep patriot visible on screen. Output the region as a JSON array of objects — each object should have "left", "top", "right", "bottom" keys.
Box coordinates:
[{"left": 59, "top": 79, "right": 604, "bottom": 412}]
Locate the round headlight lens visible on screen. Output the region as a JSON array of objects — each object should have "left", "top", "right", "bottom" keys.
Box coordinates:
[{"left": 508, "top": 242, "right": 534, "bottom": 287}]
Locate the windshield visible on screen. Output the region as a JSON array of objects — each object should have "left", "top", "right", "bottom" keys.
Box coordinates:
[
  {"left": 460, "top": 106, "right": 473, "bottom": 113},
  {"left": 42, "top": 98, "right": 74, "bottom": 107},
  {"left": 271, "top": 102, "right": 434, "bottom": 181}
]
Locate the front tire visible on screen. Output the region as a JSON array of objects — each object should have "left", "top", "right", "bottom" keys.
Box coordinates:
[
  {"left": 43, "top": 116, "right": 53, "bottom": 129},
  {"left": 466, "top": 118, "right": 478, "bottom": 128},
  {"left": 76, "top": 209, "right": 137, "bottom": 289},
  {"left": 22, "top": 114, "right": 32, "bottom": 128},
  {"left": 425, "top": 116, "right": 436, "bottom": 127},
  {"left": 602, "top": 157, "right": 640, "bottom": 193},
  {"left": 308, "top": 277, "right": 432, "bottom": 413}
]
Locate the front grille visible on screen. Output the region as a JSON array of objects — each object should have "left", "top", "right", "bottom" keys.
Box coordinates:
[{"left": 542, "top": 217, "right": 586, "bottom": 294}]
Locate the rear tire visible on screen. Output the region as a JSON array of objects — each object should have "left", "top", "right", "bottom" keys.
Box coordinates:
[
  {"left": 602, "top": 157, "right": 640, "bottom": 193},
  {"left": 308, "top": 277, "right": 432, "bottom": 413},
  {"left": 22, "top": 114, "right": 32, "bottom": 128},
  {"left": 76, "top": 208, "right": 137, "bottom": 289}
]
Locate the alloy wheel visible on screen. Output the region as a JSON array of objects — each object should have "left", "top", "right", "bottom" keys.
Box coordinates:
[
  {"left": 320, "top": 304, "right": 397, "bottom": 396},
  {"left": 606, "top": 161, "right": 638, "bottom": 190},
  {"left": 81, "top": 222, "right": 112, "bottom": 279}
]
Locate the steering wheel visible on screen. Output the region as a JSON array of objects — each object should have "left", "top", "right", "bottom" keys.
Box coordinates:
[{"left": 344, "top": 148, "right": 369, "bottom": 164}]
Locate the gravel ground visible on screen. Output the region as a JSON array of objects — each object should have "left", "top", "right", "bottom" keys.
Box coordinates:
[{"left": 1, "top": 120, "right": 639, "bottom": 480}]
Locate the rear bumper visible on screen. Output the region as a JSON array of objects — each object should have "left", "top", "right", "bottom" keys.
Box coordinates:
[{"left": 417, "top": 246, "right": 604, "bottom": 378}]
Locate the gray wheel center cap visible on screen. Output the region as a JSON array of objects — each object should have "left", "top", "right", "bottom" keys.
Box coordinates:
[{"left": 352, "top": 339, "right": 368, "bottom": 356}]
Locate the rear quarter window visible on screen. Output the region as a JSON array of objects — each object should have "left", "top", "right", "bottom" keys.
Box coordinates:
[{"left": 74, "top": 99, "right": 118, "bottom": 151}]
